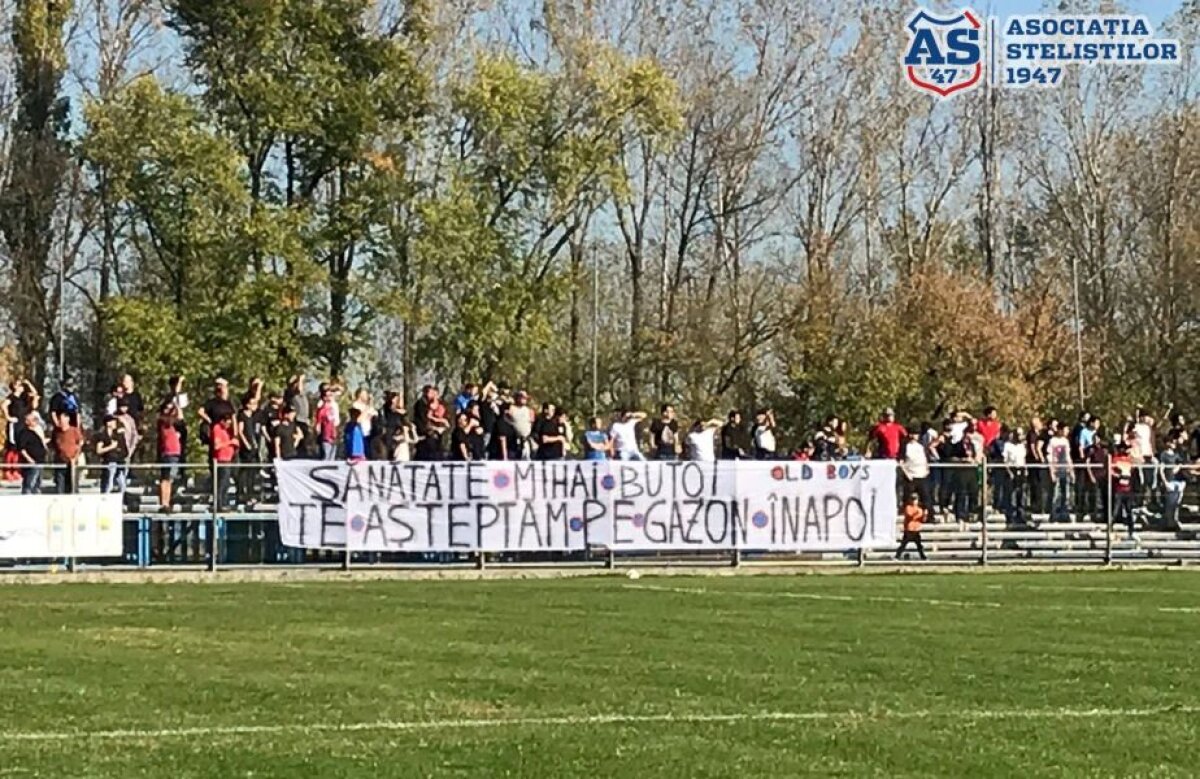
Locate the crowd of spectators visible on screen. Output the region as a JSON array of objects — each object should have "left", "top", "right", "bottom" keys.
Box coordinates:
[{"left": 2, "top": 375, "right": 1198, "bottom": 534}]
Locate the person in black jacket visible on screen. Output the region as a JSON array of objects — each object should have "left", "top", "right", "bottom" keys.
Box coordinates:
[
  {"left": 15, "top": 413, "right": 46, "bottom": 494},
  {"left": 720, "top": 411, "right": 750, "bottom": 460}
]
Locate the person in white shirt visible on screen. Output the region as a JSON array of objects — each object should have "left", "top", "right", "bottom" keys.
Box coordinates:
[
  {"left": 609, "top": 409, "right": 647, "bottom": 461},
  {"left": 1000, "top": 428, "right": 1028, "bottom": 523},
  {"left": 1046, "top": 424, "right": 1073, "bottom": 521},
  {"left": 351, "top": 388, "right": 376, "bottom": 439},
  {"left": 1133, "top": 411, "right": 1155, "bottom": 461},
  {"left": 751, "top": 409, "right": 776, "bottom": 459},
  {"left": 900, "top": 430, "right": 931, "bottom": 512},
  {"left": 947, "top": 410, "right": 968, "bottom": 444},
  {"left": 686, "top": 419, "right": 723, "bottom": 462}
]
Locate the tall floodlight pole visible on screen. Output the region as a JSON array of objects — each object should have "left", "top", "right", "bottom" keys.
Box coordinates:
[
  {"left": 1070, "top": 251, "right": 1086, "bottom": 408},
  {"left": 591, "top": 243, "right": 599, "bottom": 417},
  {"left": 57, "top": 255, "right": 65, "bottom": 382}
]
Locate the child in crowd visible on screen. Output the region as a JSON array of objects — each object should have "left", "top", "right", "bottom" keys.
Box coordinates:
[{"left": 895, "top": 493, "right": 928, "bottom": 561}]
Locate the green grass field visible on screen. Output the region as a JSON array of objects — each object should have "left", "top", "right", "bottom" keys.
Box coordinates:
[{"left": 1, "top": 570, "right": 1199, "bottom": 777}]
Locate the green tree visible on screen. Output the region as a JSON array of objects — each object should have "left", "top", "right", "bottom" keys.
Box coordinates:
[
  {"left": 0, "top": 0, "right": 72, "bottom": 390},
  {"left": 81, "top": 78, "right": 314, "bottom": 386},
  {"left": 166, "top": 0, "right": 428, "bottom": 377}
]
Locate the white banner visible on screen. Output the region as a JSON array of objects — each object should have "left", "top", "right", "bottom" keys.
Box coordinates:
[
  {"left": 0, "top": 494, "right": 124, "bottom": 557},
  {"left": 276, "top": 459, "right": 897, "bottom": 552}
]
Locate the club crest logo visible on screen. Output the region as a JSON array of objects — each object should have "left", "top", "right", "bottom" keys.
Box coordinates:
[{"left": 903, "top": 8, "right": 983, "bottom": 98}]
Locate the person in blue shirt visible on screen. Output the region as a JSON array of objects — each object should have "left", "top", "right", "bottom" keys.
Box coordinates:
[
  {"left": 584, "top": 417, "right": 611, "bottom": 460},
  {"left": 344, "top": 407, "right": 367, "bottom": 462}
]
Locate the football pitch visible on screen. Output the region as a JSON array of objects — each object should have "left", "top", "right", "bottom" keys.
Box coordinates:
[{"left": 1, "top": 571, "right": 1198, "bottom": 777}]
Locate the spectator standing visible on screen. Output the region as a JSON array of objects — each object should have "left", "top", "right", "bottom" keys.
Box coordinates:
[
  {"left": 895, "top": 494, "right": 928, "bottom": 561},
  {"left": 977, "top": 406, "right": 1001, "bottom": 452},
  {"left": 1070, "top": 412, "right": 1093, "bottom": 463},
  {"left": 686, "top": 419, "right": 724, "bottom": 462},
  {"left": 48, "top": 376, "right": 81, "bottom": 429},
  {"left": 467, "top": 407, "right": 487, "bottom": 460},
  {"left": 534, "top": 404, "right": 567, "bottom": 460},
  {"left": 95, "top": 416, "right": 127, "bottom": 493},
  {"left": 454, "top": 383, "right": 479, "bottom": 416},
  {"left": 351, "top": 388, "right": 376, "bottom": 440},
  {"left": 532, "top": 403, "right": 558, "bottom": 460},
  {"left": 1047, "top": 423, "right": 1073, "bottom": 521},
  {"left": 720, "top": 411, "right": 750, "bottom": 460},
  {"left": 507, "top": 391, "right": 535, "bottom": 459},
  {"left": 199, "top": 379, "right": 237, "bottom": 453},
  {"left": 237, "top": 395, "right": 263, "bottom": 506},
  {"left": 921, "top": 422, "right": 946, "bottom": 518},
  {"left": 1082, "top": 435, "right": 1108, "bottom": 521},
  {"left": 157, "top": 402, "right": 185, "bottom": 511},
  {"left": 210, "top": 417, "right": 239, "bottom": 510},
  {"left": 450, "top": 414, "right": 473, "bottom": 461},
  {"left": 379, "top": 392, "right": 406, "bottom": 437},
  {"left": 1133, "top": 409, "right": 1157, "bottom": 506},
  {"left": 649, "top": 404, "right": 680, "bottom": 460},
  {"left": 50, "top": 414, "right": 84, "bottom": 494},
  {"left": 488, "top": 403, "right": 519, "bottom": 461},
  {"left": 15, "top": 412, "right": 46, "bottom": 495},
  {"left": 118, "top": 374, "right": 145, "bottom": 423},
  {"left": 900, "top": 430, "right": 932, "bottom": 513},
  {"left": 1110, "top": 443, "right": 1136, "bottom": 538},
  {"left": 166, "top": 375, "right": 189, "bottom": 415},
  {"left": 584, "top": 417, "right": 611, "bottom": 460},
  {"left": 272, "top": 407, "right": 304, "bottom": 461},
  {"left": 393, "top": 412, "right": 418, "bottom": 462},
  {"left": 284, "top": 374, "right": 309, "bottom": 425},
  {"left": 948, "top": 421, "right": 977, "bottom": 522},
  {"left": 813, "top": 416, "right": 841, "bottom": 461},
  {"left": 414, "top": 387, "right": 448, "bottom": 461},
  {"left": 610, "top": 409, "right": 647, "bottom": 462},
  {"left": 1026, "top": 417, "right": 1048, "bottom": 513},
  {"left": 477, "top": 385, "right": 500, "bottom": 451},
  {"left": 3, "top": 382, "right": 29, "bottom": 481},
  {"left": 1160, "top": 439, "right": 1188, "bottom": 528},
  {"left": 4, "top": 381, "right": 30, "bottom": 449},
  {"left": 751, "top": 409, "right": 777, "bottom": 460},
  {"left": 344, "top": 407, "right": 367, "bottom": 463},
  {"left": 382, "top": 422, "right": 414, "bottom": 462},
  {"left": 104, "top": 383, "right": 125, "bottom": 418},
  {"left": 115, "top": 399, "right": 140, "bottom": 489},
  {"left": 999, "top": 428, "right": 1028, "bottom": 524},
  {"left": 868, "top": 408, "right": 906, "bottom": 460},
  {"left": 314, "top": 383, "right": 342, "bottom": 461}
]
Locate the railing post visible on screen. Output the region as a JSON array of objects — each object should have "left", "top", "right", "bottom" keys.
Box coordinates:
[
  {"left": 733, "top": 547, "right": 742, "bottom": 568},
  {"left": 209, "top": 462, "right": 219, "bottom": 573},
  {"left": 979, "top": 462, "right": 989, "bottom": 566},
  {"left": 476, "top": 551, "right": 486, "bottom": 570},
  {"left": 1105, "top": 454, "right": 1114, "bottom": 566},
  {"left": 607, "top": 547, "right": 615, "bottom": 569}
]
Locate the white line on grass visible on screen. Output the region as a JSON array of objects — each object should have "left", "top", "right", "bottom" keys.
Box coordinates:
[
  {"left": 3, "top": 705, "right": 1199, "bottom": 743},
  {"left": 1157, "top": 607, "right": 1200, "bottom": 613},
  {"left": 622, "top": 583, "right": 1004, "bottom": 609},
  {"left": 986, "top": 584, "right": 1200, "bottom": 596}
]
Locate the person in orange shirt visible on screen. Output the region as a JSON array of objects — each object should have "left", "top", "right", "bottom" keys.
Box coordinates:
[{"left": 895, "top": 493, "right": 928, "bottom": 560}]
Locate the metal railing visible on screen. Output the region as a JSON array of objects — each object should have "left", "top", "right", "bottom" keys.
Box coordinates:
[{"left": 0, "top": 458, "right": 1197, "bottom": 572}]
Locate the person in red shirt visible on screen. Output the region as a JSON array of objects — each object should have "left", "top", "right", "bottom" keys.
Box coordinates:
[
  {"left": 157, "top": 401, "right": 185, "bottom": 512},
  {"left": 1110, "top": 443, "right": 1136, "bottom": 538},
  {"left": 869, "top": 408, "right": 907, "bottom": 460},
  {"left": 977, "top": 406, "right": 1001, "bottom": 451},
  {"left": 211, "top": 417, "right": 239, "bottom": 511}
]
